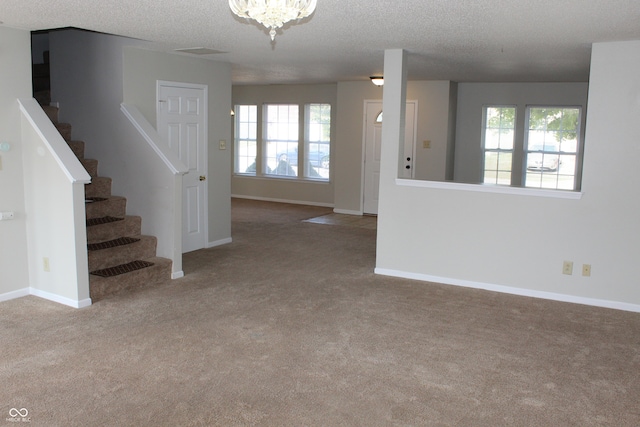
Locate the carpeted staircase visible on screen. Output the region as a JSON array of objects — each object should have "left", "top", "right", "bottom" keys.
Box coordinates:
[{"left": 41, "top": 101, "right": 172, "bottom": 302}]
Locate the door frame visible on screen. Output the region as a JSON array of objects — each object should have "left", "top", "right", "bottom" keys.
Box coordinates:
[
  {"left": 156, "top": 80, "right": 208, "bottom": 253},
  {"left": 361, "top": 99, "right": 417, "bottom": 214}
]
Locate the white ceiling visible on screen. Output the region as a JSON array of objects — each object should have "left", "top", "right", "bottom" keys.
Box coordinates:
[{"left": 2, "top": 0, "right": 640, "bottom": 84}]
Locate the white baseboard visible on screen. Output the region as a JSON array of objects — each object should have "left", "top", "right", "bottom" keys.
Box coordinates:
[
  {"left": 0, "top": 287, "right": 30, "bottom": 303},
  {"left": 375, "top": 268, "right": 640, "bottom": 313},
  {"left": 333, "top": 208, "right": 363, "bottom": 216},
  {"left": 29, "top": 287, "right": 92, "bottom": 309},
  {"left": 231, "top": 194, "right": 334, "bottom": 208},
  {"left": 1, "top": 287, "right": 91, "bottom": 308},
  {"left": 207, "top": 237, "right": 232, "bottom": 248},
  {"left": 171, "top": 271, "right": 185, "bottom": 279}
]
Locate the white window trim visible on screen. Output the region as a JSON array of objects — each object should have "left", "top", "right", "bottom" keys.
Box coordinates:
[{"left": 522, "top": 105, "right": 583, "bottom": 191}]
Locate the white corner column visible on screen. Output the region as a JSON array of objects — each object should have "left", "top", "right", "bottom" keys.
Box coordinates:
[{"left": 376, "top": 49, "right": 407, "bottom": 265}]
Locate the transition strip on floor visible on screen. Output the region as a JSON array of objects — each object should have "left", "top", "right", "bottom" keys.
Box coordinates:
[{"left": 303, "top": 213, "right": 377, "bottom": 230}]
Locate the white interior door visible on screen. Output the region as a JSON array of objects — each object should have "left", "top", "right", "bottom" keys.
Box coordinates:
[
  {"left": 157, "top": 81, "right": 208, "bottom": 253},
  {"left": 363, "top": 101, "right": 416, "bottom": 215}
]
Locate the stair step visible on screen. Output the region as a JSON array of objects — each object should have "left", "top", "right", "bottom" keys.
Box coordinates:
[
  {"left": 55, "top": 123, "right": 72, "bottom": 141},
  {"left": 87, "top": 215, "right": 142, "bottom": 244},
  {"left": 42, "top": 105, "right": 59, "bottom": 123},
  {"left": 87, "top": 234, "right": 157, "bottom": 271},
  {"left": 85, "top": 176, "right": 112, "bottom": 199},
  {"left": 87, "top": 216, "right": 142, "bottom": 243},
  {"left": 81, "top": 158, "right": 98, "bottom": 177},
  {"left": 85, "top": 195, "right": 126, "bottom": 219},
  {"left": 90, "top": 259, "right": 154, "bottom": 278},
  {"left": 89, "top": 257, "right": 172, "bottom": 302},
  {"left": 88, "top": 236, "right": 140, "bottom": 252},
  {"left": 67, "top": 140, "right": 85, "bottom": 159}
]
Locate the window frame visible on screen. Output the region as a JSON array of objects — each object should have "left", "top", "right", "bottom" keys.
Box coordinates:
[
  {"left": 263, "top": 104, "right": 300, "bottom": 178},
  {"left": 232, "top": 102, "right": 333, "bottom": 183},
  {"left": 481, "top": 105, "right": 517, "bottom": 186},
  {"left": 303, "top": 103, "right": 331, "bottom": 181},
  {"left": 522, "top": 105, "right": 583, "bottom": 191},
  {"left": 233, "top": 104, "right": 258, "bottom": 176}
]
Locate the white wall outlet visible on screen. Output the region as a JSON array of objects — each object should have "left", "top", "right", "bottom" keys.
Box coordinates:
[
  {"left": 219, "top": 140, "right": 227, "bottom": 150},
  {"left": 562, "top": 261, "right": 573, "bottom": 275},
  {"left": 582, "top": 264, "right": 591, "bottom": 277},
  {"left": 0, "top": 211, "right": 15, "bottom": 220},
  {"left": 423, "top": 140, "right": 431, "bottom": 149},
  {"left": 43, "top": 257, "right": 50, "bottom": 272}
]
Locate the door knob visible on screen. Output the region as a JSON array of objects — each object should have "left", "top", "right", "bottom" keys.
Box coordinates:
[
  {"left": 405, "top": 165, "right": 410, "bottom": 169},
  {"left": 199, "top": 176, "right": 206, "bottom": 181}
]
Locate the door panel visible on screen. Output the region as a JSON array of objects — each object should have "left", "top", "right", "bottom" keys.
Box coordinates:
[
  {"left": 363, "top": 101, "right": 417, "bottom": 215},
  {"left": 157, "top": 82, "right": 207, "bottom": 253}
]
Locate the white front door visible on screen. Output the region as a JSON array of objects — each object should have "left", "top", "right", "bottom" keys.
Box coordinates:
[
  {"left": 157, "top": 81, "right": 208, "bottom": 253},
  {"left": 363, "top": 100, "right": 416, "bottom": 214}
]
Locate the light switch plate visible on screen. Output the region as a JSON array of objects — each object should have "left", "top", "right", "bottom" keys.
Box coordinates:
[{"left": 0, "top": 211, "right": 15, "bottom": 220}]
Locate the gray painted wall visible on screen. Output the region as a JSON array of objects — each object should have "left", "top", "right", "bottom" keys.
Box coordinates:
[
  {"left": 376, "top": 42, "right": 640, "bottom": 310},
  {"left": 0, "top": 27, "right": 31, "bottom": 298},
  {"left": 454, "top": 82, "right": 589, "bottom": 184},
  {"left": 231, "top": 84, "right": 337, "bottom": 206},
  {"left": 49, "top": 29, "right": 232, "bottom": 265},
  {"left": 334, "top": 81, "right": 456, "bottom": 214},
  {"left": 122, "top": 47, "right": 232, "bottom": 247}
]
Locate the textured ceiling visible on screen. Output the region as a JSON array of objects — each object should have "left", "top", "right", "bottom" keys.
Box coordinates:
[{"left": 2, "top": 0, "right": 640, "bottom": 84}]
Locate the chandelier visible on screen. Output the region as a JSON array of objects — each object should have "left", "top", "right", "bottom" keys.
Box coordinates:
[{"left": 229, "top": 0, "right": 317, "bottom": 41}]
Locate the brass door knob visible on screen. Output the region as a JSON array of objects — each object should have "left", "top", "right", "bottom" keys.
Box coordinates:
[{"left": 199, "top": 176, "right": 206, "bottom": 181}]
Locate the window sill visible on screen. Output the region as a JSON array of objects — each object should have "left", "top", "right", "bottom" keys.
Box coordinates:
[
  {"left": 234, "top": 174, "right": 331, "bottom": 184},
  {"left": 395, "top": 179, "right": 583, "bottom": 199}
]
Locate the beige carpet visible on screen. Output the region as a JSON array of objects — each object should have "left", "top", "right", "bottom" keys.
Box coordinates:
[{"left": 1, "top": 198, "right": 639, "bottom": 426}]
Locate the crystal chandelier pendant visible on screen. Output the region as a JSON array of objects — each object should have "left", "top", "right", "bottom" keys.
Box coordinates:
[{"left": 229, "top": 0, "right": 318, "bottom": 41}]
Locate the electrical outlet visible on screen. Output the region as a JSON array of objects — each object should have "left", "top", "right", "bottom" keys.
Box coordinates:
[
  {"left": 43, "top": 257, "right": 50, "bottom": 272},
  {"left": 562, "top": 261, "right": 573, "bottom": 275},
  {"left": 582, "top": 264, "right": 591, "bottom": 277},
  {"left": 219, "top": 140, "right": 227, "bottom": 150},
  {"left": 423, "top": 140, "right": 431, "bottom": 149}
]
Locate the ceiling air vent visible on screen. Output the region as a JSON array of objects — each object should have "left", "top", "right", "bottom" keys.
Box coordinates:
[{"left": 174, "top": 47, "right": 226, "bottom": 55}]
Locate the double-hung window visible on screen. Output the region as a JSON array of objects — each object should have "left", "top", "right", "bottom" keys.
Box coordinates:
[
  {"left": 234, "top": 105, "right": 258, "bottom": 175},
  {"left": 481, "top": 105, "right": 582, "bottom": 190},
  {"left": 482, "top": 106, "right": 516, "bottom": 186},
  {"left": 524, "top": 107, "right": 581, "bottom": 190},
  {"left": 265, "top": 104, "right": 299, "bottom": 177},
  {"left": 305, "top": 104, "right": 331, "bottom": 180}
]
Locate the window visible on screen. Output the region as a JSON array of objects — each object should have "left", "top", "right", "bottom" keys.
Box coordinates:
[
  {"left": 305, "top": 104, "right": 331, "bottom": 180},
  {"left": 524, "top": 107, "right": 581, "bottom": 190},
  {"left": 482, "top": 106, "right": 515, "bottom": 185},
  {"left": 233, "top": 102, "right": 332, "bottom": 181},
  {"left": 264, "top": 104, "right": 299, "bottom": 177},
  {"left": 234, "top": 105, "right": 257, "bottom": 175}
]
